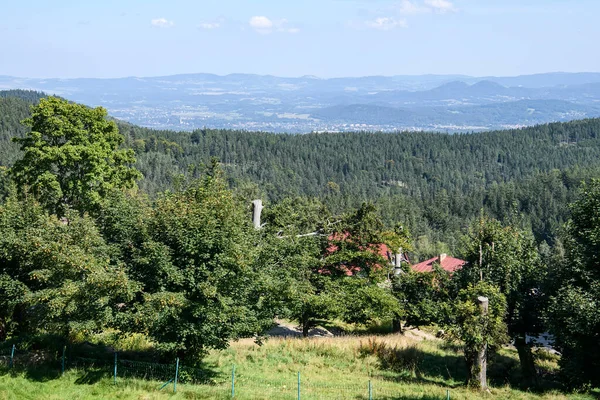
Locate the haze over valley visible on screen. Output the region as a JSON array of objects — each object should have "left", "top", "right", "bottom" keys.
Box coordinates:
[{"left": 3, "top": 72, "right": 600, "bottom": 133}]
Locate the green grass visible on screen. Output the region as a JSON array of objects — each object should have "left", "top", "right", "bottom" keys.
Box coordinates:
[{"left": 0, "top": 334, "right": 597, "bottom": 399}]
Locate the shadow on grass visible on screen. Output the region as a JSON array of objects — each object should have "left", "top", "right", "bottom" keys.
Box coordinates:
[
  {"left": 74, "top": 369, "right": 107, "bottom": 385},
  {"left": 0, "top": 340, "right": 221, "bottom": 386},
  {"left": 364, "top": 343, "right": 467, "bottom": 389},
  {"left": 23, "top": 365, "right": 62, "bottom": 382},
  {"left": 367, "top": 343, "right": 571, "bottom": 395},
  {"left": 376, "top": 397, "right": 449, "bottom": 400},
  {"left": 314, "top": 319, "right": 395, "bottom": 336}
]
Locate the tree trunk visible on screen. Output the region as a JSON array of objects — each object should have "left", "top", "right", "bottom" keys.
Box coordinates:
[
  {"left": 301, "top": 313, "right": 311, "bottom": 337},
  {"left": 0, "top": 318, "right": 6, "bottom": 342},
  {"left": 476, "top": 296, "right": 489, "bottom": 391},
  {"left": 11, "top": 304, "right": 28, "bottom": 336},
  {"left": 465, "top": 346, "right": 487, "bottom": 390},
  {"left": 302, "top": 320, "right": 310, "bottom": 337},
  {"left": 515, "top": 335, "right": 538, "bottom": 388},
  {"left": 477, "top": 343, "right": 488, "bottom": 391},
  {"left": 392, "top": 318, "right": 402, "bottom": 333},
  {"left": 464, "top": 349, "right": 478, "bottom": 386}
]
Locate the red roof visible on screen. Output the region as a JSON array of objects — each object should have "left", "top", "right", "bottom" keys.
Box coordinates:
[
  {"left": 326, "top": 233, "right": 391, "bottom": 258},
  {"left": 411, "top": 254, "right": 465, "bottom": 274},
  {"left": 323, "top": 233, "right": 392, "bottom": 276}
]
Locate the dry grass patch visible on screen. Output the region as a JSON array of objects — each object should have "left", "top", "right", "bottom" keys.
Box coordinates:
[{"left": 0, "top": 334, "right": 596, "bottom": 399}]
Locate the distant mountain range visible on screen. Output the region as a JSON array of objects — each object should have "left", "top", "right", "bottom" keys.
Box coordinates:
[{"left": 1, "top": 72, "right": 600, "bottom": 132}]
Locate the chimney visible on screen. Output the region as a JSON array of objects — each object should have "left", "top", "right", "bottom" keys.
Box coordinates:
[
  {"left": 252, "top": 199, "right": 263, "bottom": 230},
  {"left": 395, "top": 248, "right": 403, "bottom": 269},
  {"left": 439, "top": 253, "right": 447, "bottom": 264},
  {"left": 393, "top": 248, "right": 404, "bottom": 275}
]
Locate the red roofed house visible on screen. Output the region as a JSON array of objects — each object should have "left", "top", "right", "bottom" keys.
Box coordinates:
[
  {"left": 324, "top": 232, "right": 409, "bottom": 276},
  {"left": 411, "top": 254, "right": 465, "bottom": 274}
]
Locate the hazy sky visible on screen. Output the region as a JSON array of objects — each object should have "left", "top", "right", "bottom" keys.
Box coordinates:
[{"left": 1, "top": 0, "right": 598, "bottom": 78}]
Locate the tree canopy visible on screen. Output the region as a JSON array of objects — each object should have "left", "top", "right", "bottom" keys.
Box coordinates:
[
  {"left": 547, "top": 180, "right": 600, "bottom": 388},
  {"left": 11, "top": 97, "right": 141, "bottom": 216}
]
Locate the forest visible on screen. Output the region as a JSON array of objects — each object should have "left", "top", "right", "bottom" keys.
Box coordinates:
[
  {"left": 0, "top": 90, "right": 600, "bottom": 392},
  {"left": 2, "top": 90, "right": 600, "bottom": 258}
]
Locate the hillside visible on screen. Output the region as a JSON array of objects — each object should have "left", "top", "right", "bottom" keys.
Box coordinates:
[
  {"left": 312, "top": 100, "right": 599, "bottom": 127},
  {"left": 3, "top": 73, "right": 600, "bottom": 132},
  {"left": 2, "top": 90, "right": 600, "bottom": 253}
]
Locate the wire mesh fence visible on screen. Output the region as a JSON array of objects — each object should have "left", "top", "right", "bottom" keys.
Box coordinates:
[
  {"left": 0, "top": 343, "right": 454, "bottom": 399},
  {"left": 0, "top": 344, "right": 15, "bottom": 368}
]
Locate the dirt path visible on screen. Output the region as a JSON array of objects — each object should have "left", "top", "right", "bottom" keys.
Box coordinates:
[
  {"left": 265, "top": 320, "right": 440, "bottom": 341},
  {"left": 266, "top": 320, "right": 334, "bottom": 337}
]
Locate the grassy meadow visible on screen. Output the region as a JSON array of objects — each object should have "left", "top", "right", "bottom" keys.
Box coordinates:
[{"left": 1, "top": 332, "right": 598, "bottom": 400}]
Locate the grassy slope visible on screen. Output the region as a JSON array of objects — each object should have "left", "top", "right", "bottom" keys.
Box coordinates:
[{"left": 0, "top": 334, "right": 596, "bottom": 400}]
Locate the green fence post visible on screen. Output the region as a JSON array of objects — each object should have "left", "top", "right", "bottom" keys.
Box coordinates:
[
  {"left": 174, "top": 358, "right": 179, "bottom": 393},
  {"left": 231, "top": 365, "right": 236, "bottom": 398},
  {"left": 447, "top": 389, "right": 450, "bottom": 400},
  {"left": 9, "top": 344, "right": 15, "bottom": 369},
  {"left": 368, "top": 380, "right": 372, "bottom": 400},
  {"left": 113, "top": 352, "right": 117, "bottom": 385},
  {"left": 297, "top": 371, "right": 301, "bottom": 400},
  {"left": 61, "top": 346, "right": 66, "bottom": 376}
]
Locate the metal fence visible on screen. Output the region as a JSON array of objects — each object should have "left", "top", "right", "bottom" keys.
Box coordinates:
[{"left": 0, "top": 344, "right": 453, "bottom": 399}]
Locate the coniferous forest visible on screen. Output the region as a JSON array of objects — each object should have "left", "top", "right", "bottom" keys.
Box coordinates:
[
  {"left": 2, "top": 90, "right": 599, "bottom": 255},
  {"left": 1, "top": 90, "right": 600, "bottom": 392}
]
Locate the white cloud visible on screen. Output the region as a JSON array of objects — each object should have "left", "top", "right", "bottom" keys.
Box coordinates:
[
  {"left": 198, "top": 18, "right": 224, "bottom": 30},
  {"left": 353, "top": 0, "right": 456, "bottom": 31},
  {"left": 249, "top": 16, "right": 274, "bottom": 33},
  {"left": 275, "top": 18, "right": 300, "bottom": 33},
  {"left": 249, "top": 16, "right": 299, "bottom": 34},
  {"left": 424, "top": 0, "right": 456, "bottom": 13},
  {"left": 151, "top": 18, "right": 174, "bottom": 28},
  {"left": 366, "top": 17, "right": 408, "bottom": 30},
  {"left": 397, "top": 0, "right": 428, "bottom": 15},
  {"left": 199, "top": 22, "right": 220, "bottom": 29}
]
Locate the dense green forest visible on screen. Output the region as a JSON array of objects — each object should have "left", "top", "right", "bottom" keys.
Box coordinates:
[
  {"left": 1, "top": 92, "right": 600, "bottom": 391},
  {"left": 2, "top": 90, "right": 600, "bottom": 258}
]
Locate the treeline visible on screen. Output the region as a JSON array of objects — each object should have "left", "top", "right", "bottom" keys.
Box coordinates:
[
  {"left": 121, "top": 120, "right": 600, "bottom": 253},
  {"left": 3, "top": 91, "right": 600, "bottom": 259},
  {"left": 1, "top": 96, "right": 600, "bottom": 391}
]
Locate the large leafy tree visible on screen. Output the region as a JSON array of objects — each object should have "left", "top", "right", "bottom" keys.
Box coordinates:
[
  {"left": 446, "top": 282, "right": 508, "bottom": 389},
  {"left": 134, "top": 161, "right": 273, "bottom": 359},
  {"left": 322, "top": 203, "right": 403, "bottom": 329},
  {"left": 392, "top": 266, "right": 453, "bottom": 329},
  {"left": 0, "top": 196, "right": 138, "bottom": 339},
  {"left": 11, "top": 97, "right": 141, "bottom": 216},
  {"left": 457, "top": 216, "right": 544, "bottom": 386},
  {"left": 547, "top": 179, "right": 600, "bottom": 389},
  {"left": 258, "top": 197, "right": 340, "bottom": 336},
  {"left": 260, "top": 200, "right": 401, "bottom": 336}
]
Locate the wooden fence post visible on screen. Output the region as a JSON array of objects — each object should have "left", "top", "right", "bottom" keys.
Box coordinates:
[{"left": 477, "top": 296, "right": 489, "bottom": 391}]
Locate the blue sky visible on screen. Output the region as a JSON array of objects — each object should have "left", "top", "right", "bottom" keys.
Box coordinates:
[{"left": 1, "top": 0, "right": 598, "bottom": 78}]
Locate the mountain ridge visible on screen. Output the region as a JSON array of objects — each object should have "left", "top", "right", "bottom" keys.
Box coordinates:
[{"left": 2, "top": 72, "right": 600, "bottom": 132}]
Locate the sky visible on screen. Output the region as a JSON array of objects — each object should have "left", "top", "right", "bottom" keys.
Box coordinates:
[{"left": 1, "top": 0, "right": 599, "bottom": 79}]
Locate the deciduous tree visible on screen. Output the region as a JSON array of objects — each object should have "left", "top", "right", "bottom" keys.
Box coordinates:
[
  {"left": 11, "top": 97, "right": 141, "bottom": 216},
  {"left": 457, "top": 216, "right": 544, "bottom": 386},
  {"left": 547, "top": 179, "right": 600, "bottom": 389},
  {"left": 446, "top": 282, "right": 508, "bottom": 389}
]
